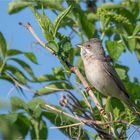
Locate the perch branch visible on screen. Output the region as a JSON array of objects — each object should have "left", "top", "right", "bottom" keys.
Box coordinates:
[{"left": 20, "top": 23, "right": 115, "bottom": 139}]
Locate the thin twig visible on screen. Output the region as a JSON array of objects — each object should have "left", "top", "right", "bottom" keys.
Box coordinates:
[
  {"left": 44, "top": 103, "right": 114, "bottom": 139},
  {"left": 19, "top": 22, "right": 54, "bottom": 54},
  {"left": 44, "top": 104, "right": 79, "bottom": 120},
  {"left": 51, "top": 122, "right": 84, "bottom": 129},
  {"left": 44, "top": 104, "right": 127, "bottom": 126}
]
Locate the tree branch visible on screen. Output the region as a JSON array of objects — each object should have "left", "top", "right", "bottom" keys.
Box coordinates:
[
  {"left": 20, "top": 22, "right": 114, "bottom": 139},
  {"left": 20, "top": 22, "right": 104, "bottom": 113}
]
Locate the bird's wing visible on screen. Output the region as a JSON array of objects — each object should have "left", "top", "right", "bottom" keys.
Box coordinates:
[{"left": 103, "top": 62, "right": 130, "bottom": 98}]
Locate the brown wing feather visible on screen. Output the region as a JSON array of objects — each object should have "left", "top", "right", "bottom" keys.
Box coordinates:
[{"left": 103, "top": 62, "right": 129, "bottom": 98}]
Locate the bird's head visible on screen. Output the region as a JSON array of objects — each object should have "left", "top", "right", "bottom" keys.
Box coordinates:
[{"left": 78, "top": 38, "right": 105, "bottom": 59}]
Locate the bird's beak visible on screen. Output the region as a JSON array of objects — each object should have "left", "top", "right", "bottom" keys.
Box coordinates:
[{"left": 77, "top": 44, "right": 83, "bottom": 48}]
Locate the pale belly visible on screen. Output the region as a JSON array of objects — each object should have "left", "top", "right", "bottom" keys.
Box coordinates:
[{"left": 84, "top": 60, "right": 121, "bottom": 97}]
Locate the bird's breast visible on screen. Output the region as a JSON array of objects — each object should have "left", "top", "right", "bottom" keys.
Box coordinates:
[
  {"left": 83, "top": 59, "right": 121, "bottom": 97},
  {"left": 84, "top": 60, "right": 104, "bottom": 87}
]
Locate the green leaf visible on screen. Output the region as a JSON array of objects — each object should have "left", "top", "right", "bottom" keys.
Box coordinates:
[
  {"left": 0, "top": 59, "right": 4, "bottom": 73},
  {"left": 14, "top": 114, "right": 30, "bottom": 139},
  {"left": 24, "top": 52, "right": 38, "bottom": 64},
  {"left": 36, "top": 82, "right": 73, "bottom": 95},
  {"left": 11, "top": 96, "right": 27, "bottom": 111},
  {"left": 63, "top": 40, "right": 72, "bottom": 53},
  {"left": 31, "top": 7, "right": 54, "bottom": 41},
  {"left": 120, "top": 35, "right": 136, "bottom": 52},
  {"left": 73, "top": 47, "right": 80, "bottom": 56},
  {"left": 75, "top": 58, "right": 84, "bottom": 83},
  {"left": 105, "top": 97, "right": 112, "bottom": 113},
  {"left": 53, "top": 4, "right": 73, "bottom": 37},
  {"left": 115, "top": 67, "right": 127, "bottom": 80},
  {"left": 30, "top": 120, "right": 47, "bottom": 139},
  {"left": 48, "top": 40, "right": 59, "bottom": 53},
  {"left": 106, "top": 41, "right": 125, "bottom": 61},
  {"left": 38, "top": 120, "right": 48, "bottom": 139},
  {"left": 133, "top": 23, "right": 140, "bottom": 35},
  {"left": 74, "top": 6, "right": 95, "bottom": 39},
  {"left": 135, "top": 49, "right": 140, "bottom": 62},
  {"left": 32, "top": 75, "right": 58, "bottom": 82},
  {"left": 10, "top": 58, "right": 35, "bottom": 77},
  {"left": 99, "top": 2, "right": 124, "bottom": 9},
  {"left": 53, "top": 67, "right": 65, "bottom": 80},
  {"left": 27, "top": 98, "right": 45, "bottom": 118},
  {"left": 111, "top": 97, "right": 125, "bottom": 112},
  {"left": 0, "top": 113, "right": 18, "bottom": 124},
  {"left": 4, "top": 64, "right": 28, "bottom": 84},
  {"left": 0, "top": 32, "right": 7, "bottom": 58},
  {"left": 0, "top": 74, "right": 16, "bottom": 86},
  {"left": 114, "top": 64, "right": 129, "bottom": 79},
  {"left": 8, "top": 1, "right": 31, "bottom": 14},
  {"left": 7, "top": 49, "right": 23, "bottom": 56},
  {"left": 78, "top": 13, "right": 94, "bottom": 39},
  {"left": 35, "top": 0, "right": 64, "bottom": 11},
  {"left": 43, "top": 110, "right": 89, "bottom": 139},
  {"left": 127, "top": 38, "right": 136, "bottom": 52},
  {"left": 125, "top": 79, "right": 140, "bottom": 106},
  {"left": 0, "top": 113, "right": 24, "bottom": 139}
]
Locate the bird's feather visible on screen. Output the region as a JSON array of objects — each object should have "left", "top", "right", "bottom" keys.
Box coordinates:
[{"left": 103, "top": 62, "right": 130, "bottom": 98}]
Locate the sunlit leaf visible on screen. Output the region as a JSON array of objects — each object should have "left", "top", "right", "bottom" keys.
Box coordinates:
[
  {"left": 36, "top": 82, "right": 73, "bottom": 95},
  {"left": 127, "top": 38, "right": 136, "bottom": 52},
  {"left": 11, "top": 96, "right": 27, "bottom": 111},
  {"left": 36, "top": 0, "right": 64, "bottom": 11},
  {"left": 53, "top": 67, "right": 66, "bottom": 80},
  {"left": 10, "top": 58, "right": 35, "bottom": 77},
  {"left": 8, "top": 1, "right": 31, "bottom": 14},
  {"left": 74, "top": 6, "right": 95, "bottom": 39},
  {"left": 133, "top": 23, "right": 140, "bottom": 35},
  {"left": 32, "top": 75, "right": 58, "bottom": 82},
  {"left": 0, "top": 113, "right": 24, "bottom": 139},
  {"left": 115, "top": 68, "right": 127, "bottom": 80},
  {"left": 30, "top": 119, "right": 47, "bottom": 139},
  {"left": 24, "top": 52, "right": 38, "bottom": 64},
  {"left": 31, "top": 7, "right": 54, "bottom": 41},
  {"left": 53, "top": 4, "right": 73, "bottom": 37},
  {"left": 106, "top": 41, "right": 125, "bottom": 61},
  {"left": 105, "top": 97, "right": 112, "bottom": 113},
  {"left": 27, "top": 98, "right": 45, "bottom": 118},
  {"left": 135, "top": 49, "right": 140, "bottom": 62},
  {"left": 0, "top": 113, "right": 18, "bottom": 124},
  {"left": 48, "top": 40, "right": 59, "bottom": 53},
  {"left": 7, "top": 49, "right": 23, "bottom": 56},
  {"left": 99, "top": 2, "right": 124, "bottom": 9},
  {"left": 4, "top": 64, "right": 28, "bottom": 84},
  {"left": 0, "top": 32, "right": 7, "bottom": 58}
]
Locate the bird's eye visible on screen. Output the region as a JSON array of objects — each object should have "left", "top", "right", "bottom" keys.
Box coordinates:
[{"left": 87, "top": 44, "right": 91, "bottom": 48}]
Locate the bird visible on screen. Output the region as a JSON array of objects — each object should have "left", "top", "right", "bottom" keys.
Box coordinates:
[{"left": 79, "top": 38, "right": 140, "bottom": 115}]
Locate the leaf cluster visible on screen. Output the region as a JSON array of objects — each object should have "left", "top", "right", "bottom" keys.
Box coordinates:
[{"left": 0, "top": 0, "right": 140, "bottom": 139}]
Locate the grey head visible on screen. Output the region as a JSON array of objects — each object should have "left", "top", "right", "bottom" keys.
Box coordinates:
[{"left": 79, "top": 38, "right": 105, "bottom": 60}]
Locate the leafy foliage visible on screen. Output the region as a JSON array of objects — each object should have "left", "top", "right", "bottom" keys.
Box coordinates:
[
  {"left": 0, "top": 32, "right": 37, "bottom": 92},
  {"left": 0, "top": 0, "right": 140, "bottom": 139}
]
